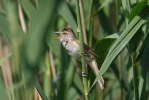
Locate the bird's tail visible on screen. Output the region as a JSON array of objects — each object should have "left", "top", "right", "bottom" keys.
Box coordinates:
[
  {"left": 88, "top": 60, "right": 105, "bottom": 89},
  {"left": 98, "top": 76, "right": 104, "bottom": 89}
]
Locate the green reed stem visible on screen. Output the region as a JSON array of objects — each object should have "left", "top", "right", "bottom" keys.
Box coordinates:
[
  {"left": 118, "top": 54, "right": 123, "bottom": 100},
  {"left": 88, "top": 0, "right": 93, "bottom": 47},
  {"left": 76, "top": 0, "right": 89, "bottom": 99},
  {"left": 132, "top": 53, "right": 139, "bottom": 100},
  {"left": 43, "top": 50, "right": 52, "bottom": 99}
]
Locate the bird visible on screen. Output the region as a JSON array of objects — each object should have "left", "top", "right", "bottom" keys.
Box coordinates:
[{"left": 55, "top": 25, "right": 105, "bottom": 89}]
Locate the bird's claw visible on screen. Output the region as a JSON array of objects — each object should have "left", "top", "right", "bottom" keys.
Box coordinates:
[
  {"left": 80, "top": 52, "right": 83, "bottom": 56},
  {"left": 82, "top": 72, "right": 88, "bottom": 77},
  {"left": 80, "top": 52, "right": 87, "bottom": 57}
]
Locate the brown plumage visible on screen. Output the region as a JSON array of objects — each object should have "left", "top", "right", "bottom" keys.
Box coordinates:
[{"left": 55, "top": 25, "right": 105, "bottom": 89}]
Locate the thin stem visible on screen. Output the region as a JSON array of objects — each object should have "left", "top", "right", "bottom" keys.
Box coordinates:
[
  {"left": 89, "top": 18, "right": 93, "bottom": 47},
  {"left": 132, "top": 53, "right": 139, "bottom": 100},
  {"left": 79, "top": 0, "right": 87, "bottom": 44},
  {"left": 88, "top": 0, "right": 93, "bottom": 47},
  {"left": 50, "top": 49, "right": 56, "bottom": 78},
  {"left": 118, "top": 54, "right": 123, "bottom": 100},
  {"left": 76, "top": 0, "right": 89, "bottom": 99},
  {"left": 115, "top": 0, "right": 119, "bottom": 31},
  {"left": 45, "top": 50, "right": 52, "bottom": 99},
  {"left": 18, "top": 0, "right": 26, "bottom": 32},
  {"left": 88, "top": 0, "right": 93, "bottom": 89}
]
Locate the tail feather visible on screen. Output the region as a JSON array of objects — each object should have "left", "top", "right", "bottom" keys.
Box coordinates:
[
  {"left": 98, "top": 76, "right": 105, "bottom": 89},
  {"left": 88, "top": 60, "right": 105, "bottom": 89}
]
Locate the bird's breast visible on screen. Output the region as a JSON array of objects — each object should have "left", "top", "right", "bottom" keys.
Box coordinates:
[{"left": 61, "top": 40, "right": 94, "bottom": 62}]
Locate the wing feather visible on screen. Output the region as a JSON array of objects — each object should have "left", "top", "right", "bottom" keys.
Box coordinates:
[{"left": 76, "top": 40, "right": 103, "bottom": 61}]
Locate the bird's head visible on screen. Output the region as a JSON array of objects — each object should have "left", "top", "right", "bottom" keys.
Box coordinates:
[{"left": 55, "top": 25, "right": 76, "bottom": 41}]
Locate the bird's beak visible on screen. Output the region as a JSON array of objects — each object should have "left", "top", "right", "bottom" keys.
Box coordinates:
[
  {"left": 55, "top": 32, "right": 61, "bottom": 34},
  {"left": 55, "top": 36, "right": 61, "bottom": 40},
  {"left": 54, "top": 31, "right": 62, "bottom": 40}
]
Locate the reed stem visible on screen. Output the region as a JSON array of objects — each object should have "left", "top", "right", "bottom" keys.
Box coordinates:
[
  {"left": 132, "top": 53, "right": 139, "bottom": 100},
  {"left": 76, "top": 0, "right": 89, "bottom": 99}
]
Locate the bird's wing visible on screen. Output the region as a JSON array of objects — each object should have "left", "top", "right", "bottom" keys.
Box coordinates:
[
  {"left": 76, "top": 40, "right": 103, "bottom": 61},
  {"left": 83, "top": 43, "right": 103, "bottom": 61}
]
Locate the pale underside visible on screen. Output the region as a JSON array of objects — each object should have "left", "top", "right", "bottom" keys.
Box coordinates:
[{"left": 61, "top": 39, "right": 94, "bottom": 62}]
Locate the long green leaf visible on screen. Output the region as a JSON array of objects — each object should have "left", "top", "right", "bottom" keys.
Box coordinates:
[
  {"left": 22, "top": 0, "right": 61, "bottom": 93},
  {"left": 0, "top": 10, "right": 11, "bottom": 42},
  {"left": 26, "top": 0, "right": 60, "bottom": 67},
  {"left": 58, "top": 1, "right": 78, "bottom": 35},
  {"left": 129, "top": 0, "right": 148, "bottom": 23},
  {"left": 1, "top": 0, "right": 25, "bottom": 44},
  {"left": 138, "top": 41, "right": 149, "bottom": 100},
  {"left": 66, "top": 87, "right": 80, "bottom": 100},
  {"left": 93, "top": 0, "right": 114, "bottom": 15},
  {"left": 0, "top": 68, "right": 9, "bottom": 100},
  {"left": 34, "top": 80, "right": 48, "bottom": 100},
  {"left": 135, "top": 18, "right": 149, "bottom": 62},
  {"left": 122, "top": 0, "right": 130, "bottom": 25},
  {"left": 19, "top": 0, "right": 36, "bottom": 20}
]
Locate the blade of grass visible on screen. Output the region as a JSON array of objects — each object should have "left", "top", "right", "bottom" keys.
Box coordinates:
[
  {"left": 96, "top": 8, "right": 114, "bottom": 35},
  {"left": 129, "top": 0, "right": 148, "bottom": 23},
  {"left": 93, "top": 0, "right": 114, "bottom": 16},
  {"left": 138, "top": 40, "right": 149, "bottom": 100},
  {"left": 73, "top": 71, "right": 84, "bottom": 94},
  {"left": 22, "top": 0, "right": 61, "bottom": 97},
  {"left": 0, "top": 10, "right": 12, "bottom": 43},
  {"left": 43, "top": 50, "right": 52, "bottom": 99},
  {"left": 135, "top": 18, "right": 149, "bottom": 62},
  {"left": 2, "top": 0, "right": 25, "bottom": 36},
  {"left": 63, "top": 60, "right": 76, "bottom": 100},
  {"left": 19, "top": 0, "right": 36, "bottom": 20},
  {"left": 0, "top": 68, "right": 9, "bottom": 100},
  {"left": 66, "top": 87, "right": 80, "bottom": 100},
  {"left": 57, "top": 59, "right": 75, "bottom": 100},
  {"left": 25, "top": 0, "right": 60, "bottom": 68},
  {"left": 58, "top": 1, "right": 78, "bottom": 36},
  {"left": 34, "top": 80, "right": 48, "bottom": 100},
  {"left": 122, "top": 0, "right": 130, "bottom": 25}
]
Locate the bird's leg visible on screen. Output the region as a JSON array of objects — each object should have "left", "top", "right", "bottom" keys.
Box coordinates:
[
  {"left": 80, "top": 53, "right": 90, "bottom": 77},
  {"left": 82, "top": 72, "right": 88, "bottom": 77},
  {"left": 82, "top": 64, "right": 89, "bottom": 77},
  {"left": 80, "top": 52, "right": 89, "bottom": 57},
  {"left": 80, "top": 52, "right": 94, "bottom": 60},
  {"left": 80, "top": 52, "right": 84, "bottom": 56}
]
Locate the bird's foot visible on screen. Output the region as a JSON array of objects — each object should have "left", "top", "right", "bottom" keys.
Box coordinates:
[
  {"left": 82, "top": 72, "right": 88, "bottom": 77},
  {"left": 80, "top": 52, "right": 84, "bottom": 56},
  {"left": 80, "top": 52, "right": 87, "bottom": 57}
]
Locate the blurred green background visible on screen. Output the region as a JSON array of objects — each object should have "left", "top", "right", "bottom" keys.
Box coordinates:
[{"left": 0, "top": 0, "right": 149, "bottom": 100}]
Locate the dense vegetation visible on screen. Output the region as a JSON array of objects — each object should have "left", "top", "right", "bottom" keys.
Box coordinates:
[{"left": 0, "top": 0, "right": 148, "bottom": 100}]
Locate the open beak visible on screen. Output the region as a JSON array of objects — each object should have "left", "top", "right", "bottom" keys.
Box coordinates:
[
  {"left": 55, "top": 36, "right": 61, "bottom": 40},
  {"left": 54, "top": 31, "right": 62, "bottom": 40}
]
